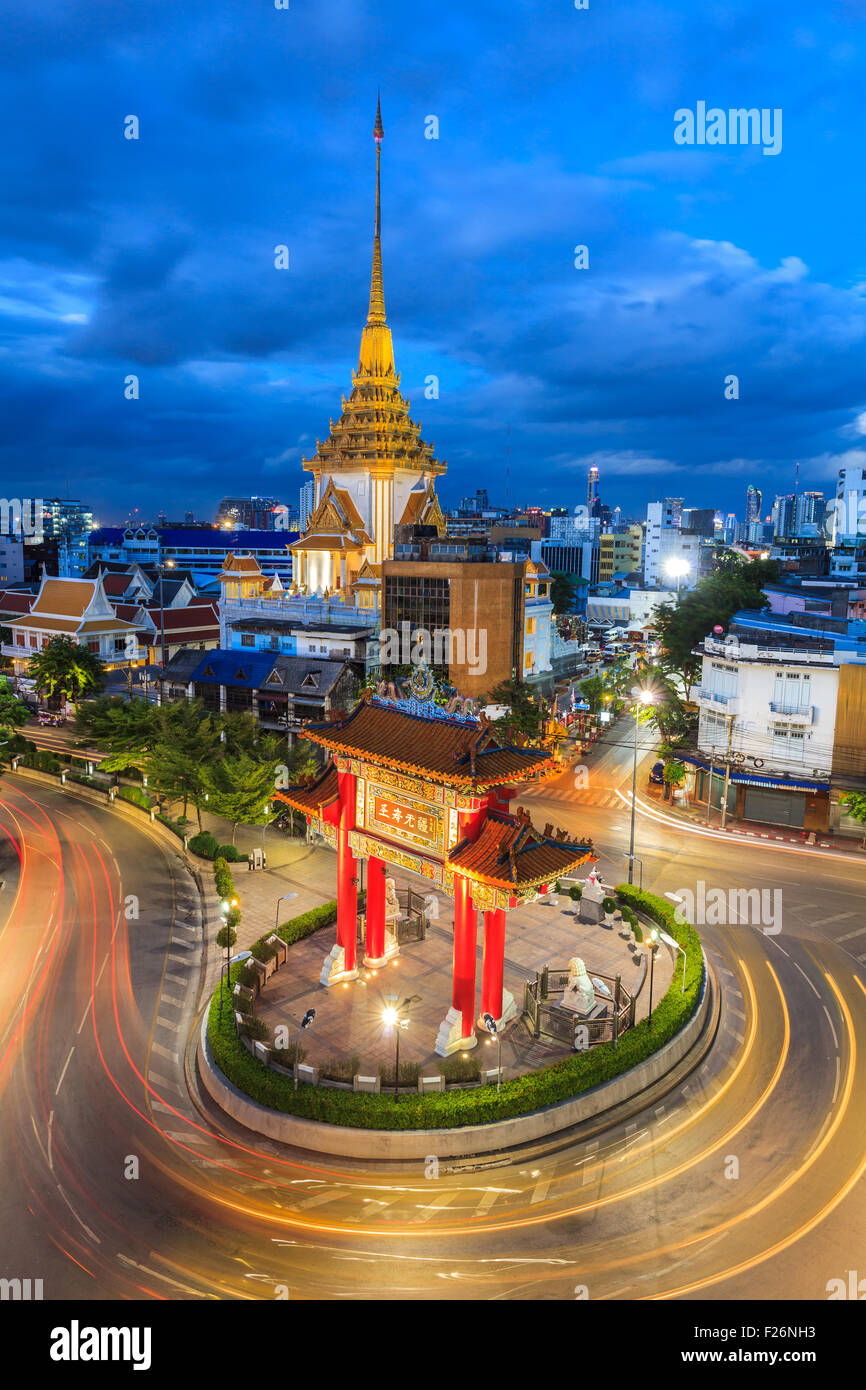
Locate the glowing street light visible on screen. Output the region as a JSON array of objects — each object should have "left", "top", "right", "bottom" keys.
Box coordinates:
[{"left": 664, "top": 556, "right": 691, "bottom": 593}]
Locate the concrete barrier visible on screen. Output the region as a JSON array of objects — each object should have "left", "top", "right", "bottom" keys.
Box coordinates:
[{"left": 197, "top": 965, "right": 713, "bottom": 1160}]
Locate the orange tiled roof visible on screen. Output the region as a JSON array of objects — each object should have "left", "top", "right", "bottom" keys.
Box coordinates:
[
  {"left": 448, "top": 810, "right": 594, "bottom": 890},
  {"left": 273, "top": 764, "right": 339, "bottom": 817},
  {"left": 305, "top": 698, "right": 553, "bottom": 788},
  {"left": 32, "top": 578, "right": 95, "bottom": 618}
]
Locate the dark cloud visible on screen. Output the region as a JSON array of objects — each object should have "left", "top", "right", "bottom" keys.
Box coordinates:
[{"left": 0, "top": 0, "right": 864, "bottom": 521}]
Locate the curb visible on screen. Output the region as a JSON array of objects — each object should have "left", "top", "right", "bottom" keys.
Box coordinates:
[{"left": 195, "top": 963, "right": 713, "bottom": 1161}]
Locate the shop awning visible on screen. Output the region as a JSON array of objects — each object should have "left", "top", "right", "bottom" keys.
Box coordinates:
[{"left": 681, "top": 753, "right": 828, "bottom": 793}]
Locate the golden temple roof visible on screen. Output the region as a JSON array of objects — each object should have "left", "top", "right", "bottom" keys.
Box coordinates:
[{"left": 301, "top": 100, "right": 446, "bottom": 482}]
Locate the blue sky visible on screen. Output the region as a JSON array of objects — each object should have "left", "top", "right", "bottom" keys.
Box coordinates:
[{"left": 2, "top": 0, "right": 866, "bottom": 523}]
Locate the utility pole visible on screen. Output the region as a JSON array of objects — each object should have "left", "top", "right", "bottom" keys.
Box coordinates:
[
  {"left": 706, "top": 749, "right": 716, "bottom": 824},
  {"left": 720, "top": 714, "right": 735, "bottom": 830}
]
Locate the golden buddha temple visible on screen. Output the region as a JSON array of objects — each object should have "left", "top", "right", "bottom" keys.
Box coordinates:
[{"left": 290, "top": 99, "right": 446, "bottom": 608}]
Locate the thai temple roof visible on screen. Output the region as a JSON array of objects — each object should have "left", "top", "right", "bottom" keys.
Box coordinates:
[{"left": 300, "top": 99, "right": 446, "bottom": 483}]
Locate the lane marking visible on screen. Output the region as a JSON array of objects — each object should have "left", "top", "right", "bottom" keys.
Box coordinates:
[{"left": 55, "top": 1045, "right": 75, "bottom": 1096}]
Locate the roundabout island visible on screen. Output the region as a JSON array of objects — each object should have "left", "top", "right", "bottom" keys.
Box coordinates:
[{"left": 197, "top": 671, "right": 708, "bottom": 1158}]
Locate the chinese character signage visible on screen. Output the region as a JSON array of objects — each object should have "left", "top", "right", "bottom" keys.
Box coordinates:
[{"left": 365, "top": 781, "right": 444, "bottom": 853}]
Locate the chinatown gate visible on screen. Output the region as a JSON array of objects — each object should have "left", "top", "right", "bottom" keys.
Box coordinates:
[{"left": 275, "top": 670, "right": 595, "bottom": 1056}]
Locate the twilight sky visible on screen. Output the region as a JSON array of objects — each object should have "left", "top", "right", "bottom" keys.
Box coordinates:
[{"left": 2, "top": 0, "right": 866, "bottom": 524}]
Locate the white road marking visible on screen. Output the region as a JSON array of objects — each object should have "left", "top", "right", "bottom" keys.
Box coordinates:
[
  {"left": 152, "top": 1040, "right": 180, "bottom": 1062},
  {"left": 530, "top": 1178, "right": 552, "bottom": 1204},
  {"left": 148, "top": 1070, "right": 183, "bottom": 1095},
  {"left": 822, "top": 1005, "right": 839, "bottom": 1051},
  {"left": 837, "top": 925, "right": 866, "bottom": 943},
  {"left": 156, "top": 1015, "right": 181, "bottom": 1033},
  {"left": 55, "top": 1046, "right": 75, "bottom": 1095},
  {"left": 165, "top": 972, "right": 188, "bottom": 988}
]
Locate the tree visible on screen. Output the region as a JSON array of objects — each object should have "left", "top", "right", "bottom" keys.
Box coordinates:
[
  {"left": 488, "top": 678, "right": 544, "bottom": 743},
  {"left": 840, "top": 792, "right": 866, "bottom": 846},
  {"left": 28, "top": 636, "right": 104, "bottom": 705},
  {"left": 550, "top": 571, "right": 581, "bottom": 616},
  {"left": 0, "top": 677, "right": 31, "bottom": 729},
  {"left": 146, "top": 701, "right": 222, "bottom": 829},
  {"left": 578, "top": 675, "right": 607, "bottom": 714},
  {"left": 204, "top": 748, "right": 281, "bottom": 843},
  {"left": 75, "top": 695, "right": 158, "bottom": 754},
  {"left": 653, "top": 558, "right": 779, "bottom": 700}
]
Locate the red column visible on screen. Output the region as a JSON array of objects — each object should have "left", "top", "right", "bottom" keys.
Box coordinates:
[
  {"left": 336, "top": 769, "right": 357, "bottom": 974},
  {"left": 481, "top": 907, "right": 506, "bottom": 1022},
  {"left": 452, "top": 875, "right": 478, "bottom": 1040},
  {"left": 365, "top": 855, "right": 386, "bottom": 963}
]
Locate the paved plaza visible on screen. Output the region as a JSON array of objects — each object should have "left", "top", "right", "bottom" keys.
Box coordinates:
[{"left": 214, "top": 829, "right": 676, "bottom": 1078}]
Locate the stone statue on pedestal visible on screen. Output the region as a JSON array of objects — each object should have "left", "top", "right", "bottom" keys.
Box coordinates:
[
  {"left": 559, "top": 956, "right": 596, "bottom": 1015},
  {"left": 384, "top": 877, "right": 400, "bottom": 924},
  {"left": 578, "top": 866, "right": 605, "bottom": 924}
]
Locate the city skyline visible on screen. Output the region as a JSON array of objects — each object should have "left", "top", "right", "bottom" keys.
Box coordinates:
[{"left": 2, "top": 4, "right": 866, "bottom": 521}]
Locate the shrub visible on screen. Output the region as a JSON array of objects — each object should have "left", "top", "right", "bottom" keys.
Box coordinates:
[
  {"left": 238, "top": 964, "right": 260, "bottom": 991},
  {"left": 554, "top": 879, "right": 563, "bottom": 893},
  {"left": 380, "top": 1060, "right": 422, "bottom": 1087},
  {"left": 249, "top": 939, "right": 277, "bottom": 963},
  {"left": 118, "top": 785, "right": 151, "bottom": 811},
  {"left": 243, "top": 1016, "right": 271, "bottom": 1043},
  {"left": 34, "top": 750, "right": 62, "bottom": 773},
  {"left": 439, "top": 1054, "right": 481, "bottom": 1083},
  {"left": 218, "top": 844, "right": 245, "bottom": 862},
  {"left": 320, "top": 1053, "right": 361, "bottom": 1083},
  {"left": 156, "top": 813, "right": 185, "bottom": 840},
  {"left": 216, "top": 925, "right": 237, "bottom": 951},
  {"left": 189, "top": 830, "right": 220, "bottom": 859},
  {"left": 206, "top": 891, "right": 705, "bottom": 1130},
  {"left": 602, "top": 895, "right": 616, "bottom": 915},
  {"left": 569, "top": 884, "right": 582, "bottom": 901}
]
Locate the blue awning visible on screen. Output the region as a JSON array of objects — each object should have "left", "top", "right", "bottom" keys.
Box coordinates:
[{"left": 681, "top": 753, "right": 828, "bottom": 793}]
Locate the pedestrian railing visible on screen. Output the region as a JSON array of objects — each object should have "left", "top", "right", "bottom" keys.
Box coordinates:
[{"left": 523, "top": 966, "right": 634, "bottom": 1048}]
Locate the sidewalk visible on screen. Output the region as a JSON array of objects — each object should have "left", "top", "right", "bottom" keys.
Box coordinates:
[{"left": 643, "top": 784, "right": 866, "bottom": 855}]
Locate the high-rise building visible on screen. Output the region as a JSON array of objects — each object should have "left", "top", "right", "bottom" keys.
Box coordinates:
[
  {"left": 587, "top": 466, "right": 599, "bottom": 513},
  {"left": 216, "top": 496, "right": 281, "bottom": 530},
  {"left": 793, "top": 491, "right": 825, "bottom": 537},
  {"left": 746, "top": 485, "right": 762, "bottom": 525},
  {"left": 772, "top": 494, "right": 797, "bottom": 540},
  {"left": 299, "top": 479, "right": 315, "bottom": 530},
  {"left": 42, "top": 498, "right": 94, "bottom": 578}
]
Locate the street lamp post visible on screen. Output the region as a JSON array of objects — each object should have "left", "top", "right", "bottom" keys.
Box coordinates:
[
  {"left": 294, "top": 1008, "right": 316, "bottom": 1090},
  {"left": 156, "top": 559, "right": 175, "bottom": 702},
  {"left": 482, "top": 1012, "right": 502, "bottom": 1093},
  {"left": 648, "top": 929, "right": 659, "bottom": 1022},
  {"left": 627, "top": 687, "right": 654, "bottom": 885},
  {"left": 382, "top": 997, "right": 418, "bottom": 1097},
  {"left": 275, "top": 892, "right": 297, "bottom": 934}
]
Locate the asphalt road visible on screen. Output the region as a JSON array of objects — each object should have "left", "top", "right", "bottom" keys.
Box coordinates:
[{"left": 0, "top": 740, "right": 864, "bottom": 1303}]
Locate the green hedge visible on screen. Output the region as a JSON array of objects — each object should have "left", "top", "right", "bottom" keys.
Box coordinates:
[
  {"left": 118, "top": 785, "right": 151, "bottom": 811},
  {"left": 207, "top": 888, "right": 705, "bottom": 1131}
]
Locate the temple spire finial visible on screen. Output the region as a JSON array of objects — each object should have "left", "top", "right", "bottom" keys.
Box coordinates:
[{"left": 367, "top": 95, "right": 386, "bottom": 326}]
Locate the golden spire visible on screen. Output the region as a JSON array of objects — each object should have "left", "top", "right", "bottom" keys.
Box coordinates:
[
  {"left": 358, "top": 95, "right": 395, "bottom": 377},
  {"left": 368, "top": 94, "right": 386, "bottom": 324}
]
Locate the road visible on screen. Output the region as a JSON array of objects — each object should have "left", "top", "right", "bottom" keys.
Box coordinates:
[{"left": 0, "top": 739, "right": 864, "bottom": 1303}]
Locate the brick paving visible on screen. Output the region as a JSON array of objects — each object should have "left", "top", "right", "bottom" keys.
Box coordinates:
[{"left": 217, "top": 833, "right": 676, "bottom": 1078}]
